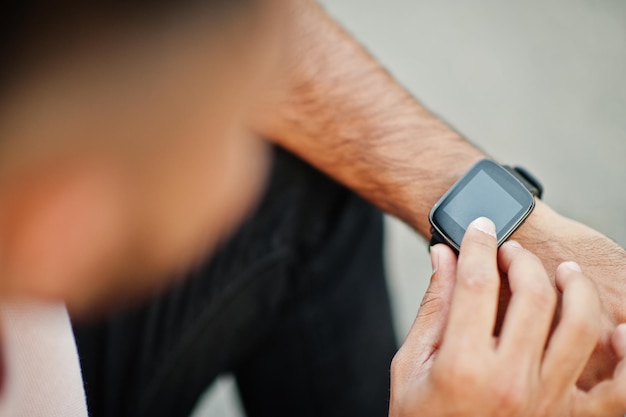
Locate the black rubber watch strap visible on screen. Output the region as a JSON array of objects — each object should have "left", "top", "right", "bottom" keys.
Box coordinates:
[
  {"left": 504, "top": 166, "right": 543, "bottom": 199},
  {"left": 430, "top": 227, "right": 449, "bottom": 248}
]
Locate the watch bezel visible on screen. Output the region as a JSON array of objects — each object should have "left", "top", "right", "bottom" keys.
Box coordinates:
[{"left": 429, "top": 159, "right": 536, "bottom": 251}]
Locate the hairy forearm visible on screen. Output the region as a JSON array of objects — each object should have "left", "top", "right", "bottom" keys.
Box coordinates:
[
  {"left": 255, "top": 1, "right": 626, "bottom": 389},
  {"left": 252, "top": 0, "right": 611, "bottom": 265},
  {"left": 255, "top": 1, "right": 483, "bottom": 236}
]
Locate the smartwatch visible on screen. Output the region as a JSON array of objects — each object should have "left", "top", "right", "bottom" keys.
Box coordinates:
[{"left": 429, "top": 159, "right": 543, "bottom": 252}]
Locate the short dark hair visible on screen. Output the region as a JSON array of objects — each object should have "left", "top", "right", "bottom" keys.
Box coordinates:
[{"left": 0, "top": 0, "right": 257, "bottom": 88}]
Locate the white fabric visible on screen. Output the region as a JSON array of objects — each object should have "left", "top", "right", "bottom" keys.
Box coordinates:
[{"left": 0, "top": 301, "right": 88, "bottom": 417}]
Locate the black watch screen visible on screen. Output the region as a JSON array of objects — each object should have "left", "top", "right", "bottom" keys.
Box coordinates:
[{"left": 429, "top": 159, "right": 536, "bottom": 251}]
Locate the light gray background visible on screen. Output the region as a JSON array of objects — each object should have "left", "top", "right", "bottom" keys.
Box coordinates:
[{"left": 194, "top": 1, "right": 626, "bottom": 415}]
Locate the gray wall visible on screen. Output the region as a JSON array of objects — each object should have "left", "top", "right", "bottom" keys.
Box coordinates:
[{"left": 194, "top": 1, "right": 626, "bottom": 415}]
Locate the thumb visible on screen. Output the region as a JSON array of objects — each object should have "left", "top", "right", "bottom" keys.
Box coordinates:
[{"left": 401, "top": 244, "right": 458, "bottom": 365}]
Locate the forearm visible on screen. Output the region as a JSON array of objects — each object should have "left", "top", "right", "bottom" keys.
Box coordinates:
[
  {"left": 254, "top": 1, "right": 620, "bottom": 273},
  {"left": 255, "top": 3, "right": 626, "bottom": 381},
  {"left": 255, "top": 1, "right": 483, "bottom": 236}
]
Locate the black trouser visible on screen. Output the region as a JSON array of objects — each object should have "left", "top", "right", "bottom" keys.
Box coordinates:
[{"left": 73, "top": 148, "right": 398, "bottom": 417}]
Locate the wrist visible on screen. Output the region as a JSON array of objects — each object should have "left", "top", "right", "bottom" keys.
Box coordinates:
[
  {"left": 511, "top": 200, "right": 577, "bottom": 275},
  {"left": 512, "top": 201, "right": 562, "bottom": 251},
  {"left": 514, "top": 200, "right": 626, "bottom": 320}
]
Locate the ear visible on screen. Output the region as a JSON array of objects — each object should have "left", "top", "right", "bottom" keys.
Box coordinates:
[{"left": 0, "top": 165, "right": 127, "bottom": 302}]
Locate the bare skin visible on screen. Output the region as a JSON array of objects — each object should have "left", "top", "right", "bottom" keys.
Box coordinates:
[
  {"left": 0, "top": 0, "right": 623, "bottom": 411},
  {"left": 390, "top": 218, "right": 626, "bottom": 417},
  {"left": 254, "top": 0, "right": 626, "bottom": 388}
]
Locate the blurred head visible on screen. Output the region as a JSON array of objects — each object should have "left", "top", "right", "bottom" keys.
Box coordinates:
[{"left": 0, "top": 0, "right": 284, "bottom": 314}]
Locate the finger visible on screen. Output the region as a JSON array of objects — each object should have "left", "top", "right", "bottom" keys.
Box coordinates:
[
  {"left": 399, "top": 244, "right": 458, "bottom": 365},
  {"left": 443, "top": 217, "right": 500, "bottom": 351},
  {"left": 612, "top": 323, "right": 626, "bottom": 361},
  {"left": 497, "top": 241, "right": 558, "bottom": 369},
  {"left": 573, "top": 325, "right": 626, "bottom": 417},
  {"left": 542, "top": 262, "right": 602, "bottom": 396}
]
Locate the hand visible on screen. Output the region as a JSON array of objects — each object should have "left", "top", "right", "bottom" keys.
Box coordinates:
[
  {"left": 390, "top": 218, "right": 626, "bottom": 417},
  {"left": 514, "top": 202, "right": 626, "bottom": 388}
]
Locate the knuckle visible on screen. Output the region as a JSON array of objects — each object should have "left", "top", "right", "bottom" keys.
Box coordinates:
[
  {"left": 522, "top": 281, "right": 557, "bottom": 309},
  {"left": 563, "top": 309, "right": 601, "bottom": 340},
  {"left": 490, "top": 379, "right": 526, "bottom": 415},
  {"left": 431, "top": 358, "right": 481, "bottom": 392},
  {"left": 458, "top": 265, "right": 497, "bottom": 291},
  {"left": 576, "top": 315, "right": 601, "bottom": 340}
]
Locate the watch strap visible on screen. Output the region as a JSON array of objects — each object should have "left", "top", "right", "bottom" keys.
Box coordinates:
[
  {"left": 504, "top": 166, "right": 543, "bottom": 199},
  {"left": 430, "top": 227, "right": 456, "bottom": 253}
]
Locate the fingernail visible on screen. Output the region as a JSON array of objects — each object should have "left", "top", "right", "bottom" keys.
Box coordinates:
[
  {"left": 505, "top": 240, "right": 522, "bottom": 249},
  {"left": 563, "top": 261, "right": 582, "bottom": 273},
  {"left": 471, "top": 217, "right": 496, "bottom": 238},
  {"left": 430, "top": 245, "right": 440, "bottom": 273}
]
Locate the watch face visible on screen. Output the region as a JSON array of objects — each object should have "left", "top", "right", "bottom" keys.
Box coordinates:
[{"left": 429, "top": 159, "right": 535, "bottom": 249}]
